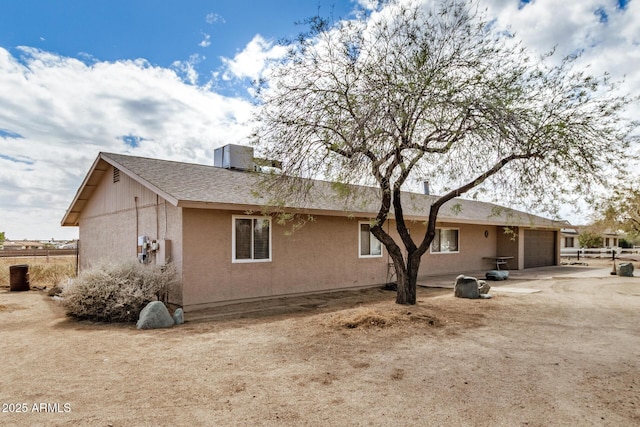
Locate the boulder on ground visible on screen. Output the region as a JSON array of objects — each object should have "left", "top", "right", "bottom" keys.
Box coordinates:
[
  {"left": 454, "top": 275, "right": 480, "bottom": 299},
  {"left": 478, "top": 280, "right": 491, "bottom": 294},
  {"left": 486, "top": 270, "right": 509, "bottom": 281},
  {"left": 173, "top": 308, "right": 184, "bottom": 325},
  {"left": 136, "top": 301, "right": 174, "bottom": 330},
  {"left": 617, "top": 262, "right": 634, "bottom": 277}
]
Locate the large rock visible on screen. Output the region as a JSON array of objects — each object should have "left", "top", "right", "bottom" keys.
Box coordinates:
[
  {"left": 136, "top": 301, "right": 174, "bottom": 329},
  {"left": 172, "top": 308, "right": 184, "bottom": 325},
  {"left": 617, "top": 262, "right": 634, "bottom": 277},
  {"left": 478, "top": 280, "right": 491, "bottom": 295},
  {"left": 486, "top": 270, "right": 509, "bottom": 281},
  {"left": 454, "top": 275, "right": 480, "bottom": 299}
]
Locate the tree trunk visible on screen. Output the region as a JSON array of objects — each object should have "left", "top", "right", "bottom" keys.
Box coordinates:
[{"left": 395, "top": 252, "right": 421, "bottom": 305}]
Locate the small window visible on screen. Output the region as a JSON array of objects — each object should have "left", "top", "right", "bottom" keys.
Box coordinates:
[
  {"left": 565, "top": 237, "right": 574, "bottom": 248},
  {"left": 359, "top": 222, "right": 382, "bottom": 258},
  {"left": 233, "top": 216, "right": 271, "bottom": 262},
  {"left": 431, "top": 228, "right": 459, "bottom": 253}
]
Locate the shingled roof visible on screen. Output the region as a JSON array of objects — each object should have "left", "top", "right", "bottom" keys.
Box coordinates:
[{"left": 62, "top": 152, "right": 561, "bottom": 229}]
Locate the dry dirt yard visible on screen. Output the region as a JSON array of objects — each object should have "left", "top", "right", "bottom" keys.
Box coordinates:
[{"left": 1, "top": 261, "right": 639, "bottom": 426}]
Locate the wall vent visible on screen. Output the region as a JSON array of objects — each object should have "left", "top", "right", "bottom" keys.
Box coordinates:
[{"left": 113, "top": 167, "right": 120, "bottom": 183}]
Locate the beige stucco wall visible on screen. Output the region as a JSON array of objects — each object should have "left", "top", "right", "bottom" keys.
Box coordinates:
[
  {"left": 74, "top": 165, "right": 558, "bottom": 312},
  {"left": 496, "top": 226, "right": 522, "bottom": 270},
  {"left": 77, "top": 167, "right": 184, "bottom": 305},
  {"left": 397, "top": 221, "right": 500, "bottom": 275},
  {"left": 180, "top": 209, "right": 504, "bottom": 311},
  {"left": 181, "top": 210, "right": 386, "bottom": 309}
]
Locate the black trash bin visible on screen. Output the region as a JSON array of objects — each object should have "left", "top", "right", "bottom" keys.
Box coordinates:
[{"left": 9, "top": 264, "right": 30, "bottom": 291}]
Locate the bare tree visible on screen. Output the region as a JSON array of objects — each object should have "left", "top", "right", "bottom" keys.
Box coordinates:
[{"left": 253, "top": 0, "right": 637, "bottom": 305}]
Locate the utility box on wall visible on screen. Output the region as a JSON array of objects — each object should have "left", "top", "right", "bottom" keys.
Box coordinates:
[{"left": 156, "top": 239, "right": 172, "bottom": 266}]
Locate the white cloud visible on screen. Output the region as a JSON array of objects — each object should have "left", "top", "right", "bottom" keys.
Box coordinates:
[
  {"left": 199, "top": 33, "right": 211, "bottom": 48},
  {"left": 206, "top": 12, "right": 225, "bottom": 24},
  {"left": 171, "top": 53, "right": 203, "bottom": 85},
  {"left": 220, "top": 34, "right": 288, "bottom": 82},
  {"left": 0, "top": 47, "right": 254, "bottom": 239},
  {"left": 483, "top": 0, "right": 640, "bottom": 124},
  {"left": 354, "top": 0, "right": 381, "bottom": 10}
]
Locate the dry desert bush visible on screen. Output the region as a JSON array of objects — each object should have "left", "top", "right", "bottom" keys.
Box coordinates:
[{"left": 61, "top": 261, "right": 178, "bottom": 322}]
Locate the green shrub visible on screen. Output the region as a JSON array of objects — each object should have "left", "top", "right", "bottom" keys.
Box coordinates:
[
  {"left": 578, "top": 231, "right": 603, "bottom": 248},
  {"left": 61, "top": 262, "right": 178, "bottom": 322},
  {"left": 619, "top": 238, "right": 634, "bottom": 249}
]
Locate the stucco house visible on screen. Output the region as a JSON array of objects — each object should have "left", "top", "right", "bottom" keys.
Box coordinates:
[{"left": 62, "top": 149, "right": 562, "bottom": 312}]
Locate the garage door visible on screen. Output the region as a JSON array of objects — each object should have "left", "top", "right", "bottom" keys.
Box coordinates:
[{"left": 524, "top": 230, "right": 556, "bottom": 268}]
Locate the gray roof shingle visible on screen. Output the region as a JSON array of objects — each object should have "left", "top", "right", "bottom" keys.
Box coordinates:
[{"left": 63, "top": 152, "right": 561, "bottom": 229}]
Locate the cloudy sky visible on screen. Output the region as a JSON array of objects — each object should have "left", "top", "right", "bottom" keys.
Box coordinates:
[{"left": 0, "top": 0, "right": 638, "bottom": 240}]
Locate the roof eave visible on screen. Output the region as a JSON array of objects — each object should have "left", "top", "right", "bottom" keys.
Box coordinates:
[
  {"left": 177, "top": 200, "right": 561, "bottom": 229},
  {"left": 61, "top": 155, "right": 109, "bottom": 227},
  {"left": 61, "top": 152, "right": 181, "bottom": 227}
]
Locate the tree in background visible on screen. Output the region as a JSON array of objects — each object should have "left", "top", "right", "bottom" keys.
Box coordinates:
[
  {"left": 254, "top": 0, "right": 637, "bottom": 304},
  {"left": 578, "top": 231, "right": 603, "bottom": 249},
  {"left": 619, "top": 238, "right": 634, "bottom": 249},
  {"left": 593, "top": 185, "right": 640, "bottom": 243},
  {"left": 0, "top": 231, "right": 5, "bottom": 247}
]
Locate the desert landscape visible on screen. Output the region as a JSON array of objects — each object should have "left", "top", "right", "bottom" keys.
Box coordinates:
[{"left": 1, "top": 259, "right": 639, "bottom": 426}]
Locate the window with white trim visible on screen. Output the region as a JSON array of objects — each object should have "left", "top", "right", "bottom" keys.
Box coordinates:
[
  {"left": 232, "top": 216, "right": 271, "bottom": 262},
  {"left": 359, "top": 222, "right": 382, "bottom": 258},
  {"left": 431, "top": 228, "right": 459, "bottom": 253}
]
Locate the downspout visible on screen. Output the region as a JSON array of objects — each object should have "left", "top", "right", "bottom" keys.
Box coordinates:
[
  {"left": 156, "top": 194, "right": 159, "bottom": 241},
  {"left": 134, "top": 196, "right": 139, "bottom": 255}
]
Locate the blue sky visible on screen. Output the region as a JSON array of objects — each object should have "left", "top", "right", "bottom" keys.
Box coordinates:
[
  {"left": 0, "top": 0, "right": 354, "bottom": 94},
  {"left": 0, "top": 0, "right": 638, "bottom": 240}
]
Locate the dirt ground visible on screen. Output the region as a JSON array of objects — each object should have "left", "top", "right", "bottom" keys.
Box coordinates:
[{"left": 1, "top": 260, "right": 639, "bottom": 426}]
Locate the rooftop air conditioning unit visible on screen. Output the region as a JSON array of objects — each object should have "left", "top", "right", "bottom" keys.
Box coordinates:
[{"left": 213, "top": 144, "right": 254, "bottom": 171}]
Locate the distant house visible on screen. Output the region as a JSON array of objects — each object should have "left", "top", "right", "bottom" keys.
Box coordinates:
[
  {"left": 2, "top": 240, "right": 44, "bottom": 250},
  {"left": 561, "top": 226, "right": 622, "bottom": 250},
  {"left": 62, "top": 149, "right": 562, "bottom": 312},
  {"left": 602, "top": 229, "right": 621, "bottom": 248},
  {"left": 57, "top": 241, "right": 78, "bottom": 250},
  {"left": 561, "top": 227, "right": 580, "bottom": 250}
]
